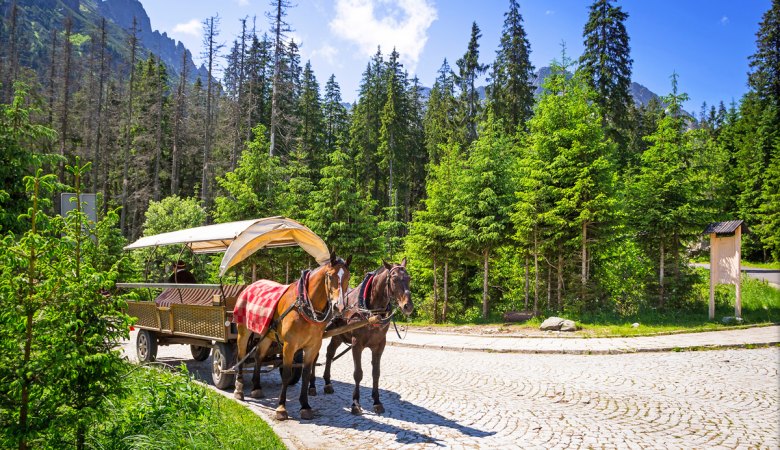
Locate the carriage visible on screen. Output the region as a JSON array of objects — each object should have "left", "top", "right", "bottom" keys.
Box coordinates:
[{"left": 119, "top": 216, "right": 352, "bottom": 389}]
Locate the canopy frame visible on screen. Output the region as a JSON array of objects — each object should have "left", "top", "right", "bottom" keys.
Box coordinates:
[{"left": 123, "top": 217, "right": 329, "bottom": 276}]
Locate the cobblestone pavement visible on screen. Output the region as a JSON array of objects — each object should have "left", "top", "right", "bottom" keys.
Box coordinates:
[
  {"left": 385, "top": 325, "right": 780, "bottom": 354},
  {"left": 124, "top": 332, "right": 779, "bottom": 449}
]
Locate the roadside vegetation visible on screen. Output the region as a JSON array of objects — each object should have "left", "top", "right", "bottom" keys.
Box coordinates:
[{"left": 89, "top": 364, "right": 284, "bottom": 450}]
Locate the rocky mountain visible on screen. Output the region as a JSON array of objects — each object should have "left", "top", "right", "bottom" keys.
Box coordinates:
[
  {"left": 97, "top": 0, "right": 207, "bottom": 81},
  {"left": 3, "top": 0, "right": 206, "bottom": 82}
]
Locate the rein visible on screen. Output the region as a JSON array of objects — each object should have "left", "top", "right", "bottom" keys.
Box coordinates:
[{"left": 354, "top": 266, "right": 405, "bottom": 328}]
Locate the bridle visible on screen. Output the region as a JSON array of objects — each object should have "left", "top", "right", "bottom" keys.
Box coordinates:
[
  {"left": 356, "top": 265, "right": 408, "bottom": 326},
  {"left": 295, "top": 262, "right": 348, "bottom": 324}
]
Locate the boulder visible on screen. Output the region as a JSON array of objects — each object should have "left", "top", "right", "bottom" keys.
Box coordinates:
[
  {"left": 559, "top": 320, "right": 577, "bottom": 332},
  {"left": 503, "top": 310, "right": 535, "bottom": 323},
  {"left": 539, "top": 317, "right": 565, "bottom": 331},
  {"left": 721, "top": 316, "right": 744, "bottom": 325}
]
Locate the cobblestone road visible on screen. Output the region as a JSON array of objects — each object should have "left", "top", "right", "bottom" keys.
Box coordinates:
[{"left": 124, "top": 333, "right": 779, "bottom": 449}]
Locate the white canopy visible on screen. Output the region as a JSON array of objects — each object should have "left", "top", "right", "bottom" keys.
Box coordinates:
[{"left": 123, "top": 217, "right": 329, "bottom": 276}]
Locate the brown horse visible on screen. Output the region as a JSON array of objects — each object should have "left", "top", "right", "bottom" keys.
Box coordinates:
[
  {"left": 234, "top": 253, "right": 351, "bottom": 421},
  {"left": 312, "top": 258, "right": 413, "bottom": 415}
]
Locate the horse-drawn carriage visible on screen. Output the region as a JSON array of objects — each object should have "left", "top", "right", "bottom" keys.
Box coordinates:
[
  {"left": 120, "top": 216, "right": 413, "bottom": 420},
  {"left": 120, "top": 217, "right": 338, "bottom": 389}
]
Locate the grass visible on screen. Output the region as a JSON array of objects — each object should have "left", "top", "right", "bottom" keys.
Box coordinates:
[
  {"left": 690, "top": 256, "right": 780, "bottom": 270},
  {"left": 407, "top": 275, "right": 780, "bottom": 338},
  {"left": 88, "top": 363, "right": 284, "bottom": 449}
]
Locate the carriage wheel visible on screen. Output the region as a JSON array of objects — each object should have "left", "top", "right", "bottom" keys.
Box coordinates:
[
  {"left": 190, "top": 344, "right": 211, "bottom": 361},
  {"left": 136, "top": 329, "right": 158, "bottom": 363},
  {"left": 279, "top": 349, "right": 304, "bottom": 385},
  {"left": 212, "top": 342, "right": 236, "bottom": 390}
]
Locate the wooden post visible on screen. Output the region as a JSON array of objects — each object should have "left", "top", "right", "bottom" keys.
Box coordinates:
[
  {"left": 709, "top": 232, "right": 716, "bottom": 320},
  {"left": 735, "top": 227, "right": 742, "bottom": 319}
]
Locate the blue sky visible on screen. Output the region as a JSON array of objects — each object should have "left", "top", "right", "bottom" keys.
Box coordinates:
[{"left": 139, "top": 0, "right": 770, "bottom": 111}]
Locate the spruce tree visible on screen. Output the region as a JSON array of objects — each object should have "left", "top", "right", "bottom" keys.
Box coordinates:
[
  {"left": 455, "top": 22, "right": 489, "bottom": 146},
  {"left": 487, "top": 0, "right": 535, "bottom": 134},
  {"left": 451, "top": 112, "right": 514, "bottom": 319},
  {"left": 579, "top": 0, "right": 633, "bottom": 144},
  {"left": 424, "top": 59, "right": 457, "bottom": 164},
  {"left": 307, "top": 147, "right": 379, "bottom": 276},
  {"left": 322, "top": 74, "right": 349, "bottom": 156}
]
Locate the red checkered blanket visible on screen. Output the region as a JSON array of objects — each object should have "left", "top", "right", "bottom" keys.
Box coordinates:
[{"left": 233, "top": 279, "right": 294, "bottom": 336}]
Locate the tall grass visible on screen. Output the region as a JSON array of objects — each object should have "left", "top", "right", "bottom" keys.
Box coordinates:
[{"left": 85, "top": 364, "right": 284, "bottom": 450}]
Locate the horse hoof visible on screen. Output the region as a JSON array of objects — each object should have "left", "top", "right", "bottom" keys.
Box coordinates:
[
  {"left": 275, "top": 408, "right": 288, "bottom": 421},
  {"left": 300, "top": 408, "right": 314, "bottom": 420},
  {"left": 233, "top": 391, "right": 244, "bottom": 401},
  {"left": 250, "top": 389, "right": 264, "bottom": 399},
  {"left": 373, "top": 404, "right": 385, "bottom": 415},
  {"left": 308, "top": 387, "right": 317, "bottom": 396},
  {"left": 351, "top": 404, "right": 362, "bottom": 415},
  {"left": 323, "top": 384, "right": 334, "bottom": 394}
]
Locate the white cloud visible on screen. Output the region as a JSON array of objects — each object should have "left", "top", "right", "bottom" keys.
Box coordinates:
[
  {"left": 720, "top": 16, "right": 729, "bottom": 25},
  {"left": 545, "top": 10, "right": 555, "bottom": 15},
  {"left": 311, "top": 43, "right": 340, "bottom": 66},
  {"left": 172, "top": 19, "right": 201, "bottom": 37},
  {"left": 237, "top": 0, "right": 250, "bottom": 6},
  {"left": 329, "top": 0, "right": 437, "bottom": 72}
]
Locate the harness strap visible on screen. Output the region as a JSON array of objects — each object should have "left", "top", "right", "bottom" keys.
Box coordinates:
[{"left": 357, "top": 272, "right": 375, "bottom": 310}]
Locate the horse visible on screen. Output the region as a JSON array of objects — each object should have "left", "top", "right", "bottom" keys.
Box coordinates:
[
  {"left": 311, "top": 258, "right": 413, "bottom": 415},
  {"left": 233, "top": 253, "right": 351, "bottom": 421}
]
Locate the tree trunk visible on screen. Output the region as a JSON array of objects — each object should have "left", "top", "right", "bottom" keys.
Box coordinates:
[
  {"left": 120, "top": 18, "right": 138, "bottom": 234},
  {"left": 269, "top": 0, "right": 284, "bottom": 156},
  {"left": 153, "top": 62, "right": 163, "bottom": 201},
  {"left": 557, "top": 251, "right": 563, "bottom": 312},
  {"left": 581, "top": 221, "right": 587, "bottom": 302},
  {"left": 92, "top": 19, "right": 107, "bottom": 195},
  {"left": 432, "top": 256, "right": 439, "bottom": 323},
  {"left": 659, "top": 236, "right": 665, "bottom": 308},
  {"left": 442, "top": 260, "right": 449, "bottom": 322},
  {"left": 171, "top": 50, "right": 187, "bottom": 195},
  {"left": 482, "top": 248, "right": 489, "bottom": 320},
  {"left": 524, "top": 255, "right": 529, "bottom": 310},
  {"left": 534, "top": 227, "right": 539, "bottom": 314},
  {"left": 58, "top": 16, "right": 73, "bottom": 183}
]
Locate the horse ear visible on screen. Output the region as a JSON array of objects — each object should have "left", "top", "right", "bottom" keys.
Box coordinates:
[
  {"left": 401, "top": 257, "right": 407, "bottom": 267},
  {"left": 345, "top": 255, "right": 352, "bottom": 267},
  {"left": 330, "top": 249, "right": 337, "bottom": 265},
  {"left": 382, "top": 259, "right": 392, "bottom": 270}
]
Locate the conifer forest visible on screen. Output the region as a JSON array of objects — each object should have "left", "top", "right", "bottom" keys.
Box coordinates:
[{"left": 1, "top": 0, "right": 779, "bottom": 323}]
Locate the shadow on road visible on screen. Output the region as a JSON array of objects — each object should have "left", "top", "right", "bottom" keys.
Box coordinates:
[{"left": 151, "top": 354, "right": 494, "bottom": 446}]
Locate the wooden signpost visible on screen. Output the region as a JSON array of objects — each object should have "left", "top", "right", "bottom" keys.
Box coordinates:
[{"left": 703, "top": 220, "right": 747, "bottom": 320}]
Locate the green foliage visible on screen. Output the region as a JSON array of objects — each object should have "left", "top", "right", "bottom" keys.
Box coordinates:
[
  {"left": 89, "top": 364, "right": 284, "bottom": 449},
  {"left": 487, "top": 0, "right": 535, "bottom": 133},
  {"left": 307, "top": 147, "right": 380, "bottom": 276},
  {"left": 214, "top": 124, "right": 282, "bottom": 223},
  {"left": 579, "top": 0, "right": 633, "bottom": 139},
  {"left": 454, "top": 22, "right": 489, "bottom": 145},
  {"left": 0, "top": 82, "right": 56, "bottom": 233},
  {"left": 133, "top": 195, "right": 207, "bottom": 283},
  {"left": 627, "top": 74, "right": 716, "bottom": 307},
  {"left": 0, "top": 165, "right": 130, "bottom": 449}
]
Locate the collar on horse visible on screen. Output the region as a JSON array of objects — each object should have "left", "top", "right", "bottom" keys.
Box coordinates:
[
  {"left": 294, "top": 269, "right": 335, "bottom": 324},
  {"left": 356, "top": 269, "right": 394, "bottom": 326}
]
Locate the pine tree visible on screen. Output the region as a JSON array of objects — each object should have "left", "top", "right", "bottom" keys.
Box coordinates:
[
  {"left": 268, "top": 0, "right": 294, "bottom": 156},
  {"left": 322, "top": 74, "right": 349, "bottom": 155},
  {"left": 214, "top": 124, "right": 282, "bottom": 223},
  {"left": 579, "top": 0, "right": 633, "bottom": 144},
  {"left": 451, "top": 112, "right": 514, "bottom": 319},
  {"left": 487, "top": 0, "right": 535, "bottom": 134},
  {"left": 200, "top": 15, "right": 224, "bottom": 211},
  {"left": 455, "top": 22, "right": 489, "bottom": 145},
  {"left": 424, "top": 59, "right": 458, "bottom": 164},
  {"left": 628, "top": 74, "right": 714, "bottom": 307},
  {"left": 517, "top": 60, "right": 616, "bottom": 310},
  {"left": 350, "top": 48, "right": 386, "bottom": 202},
  {"left": 307, "top": 147, "right": 379, "bottom": 275},
  {"left": 297, "top": 61, "right": 324, "bottom": 177}
]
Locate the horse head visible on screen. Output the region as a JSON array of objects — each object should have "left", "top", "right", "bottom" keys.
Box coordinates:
[
  {"left": 321, "top": 252, "right": 351, "bottom": 314},
  {"left": 382, "top": 257, "right": 413, "bottom": 316}
]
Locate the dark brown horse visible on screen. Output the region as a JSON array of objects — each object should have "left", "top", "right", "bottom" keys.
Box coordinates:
[
  {"left": 234, "top": 254, "right": 351, "bottom": 421},
  {"left": 311, "top": 258, "right": 413, "bottom": 415}
]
